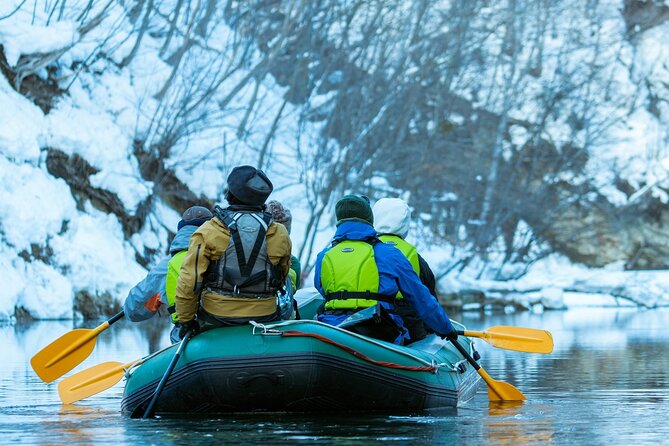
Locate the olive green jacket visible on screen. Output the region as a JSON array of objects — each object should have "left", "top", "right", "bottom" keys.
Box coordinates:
[{"left": 175, "top": 215, "right": 292, "bottom": 322}]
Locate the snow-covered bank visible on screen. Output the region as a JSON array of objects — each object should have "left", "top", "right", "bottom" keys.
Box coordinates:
[
  {"left": 2, "top": 0, "right": 669, "bottom": 320},
  {"left": 436, "top": 255, "right": 669, "bottom": 311}
]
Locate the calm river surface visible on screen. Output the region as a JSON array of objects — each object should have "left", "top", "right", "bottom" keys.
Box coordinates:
[{"left": 2, "top": 307, "right": 668, "bottom": 445}]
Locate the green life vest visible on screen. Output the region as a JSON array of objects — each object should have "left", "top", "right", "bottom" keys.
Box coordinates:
[
  {"left": 288, "top": 268, "right": 298, "bottom": 292},
  {"left": 166, "top": 250, "right": 187, "bottom": 323},
  {"left": 290, "top": 255, "right": 301, "bottom": 289},
  {"left": 378, "top": 234, "right": 420, "bottom": 299},
  {"left": 320, "top": 239, "right": 394, "bottom": 310}
]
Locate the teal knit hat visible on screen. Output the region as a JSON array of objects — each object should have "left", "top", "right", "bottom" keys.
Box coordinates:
[{"left": 335, "top": 194, "right": 374, "bottom": 226}]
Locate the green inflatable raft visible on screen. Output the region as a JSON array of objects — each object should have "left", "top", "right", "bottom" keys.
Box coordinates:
[{"left": 121, "top": 290, "right": 481, "bottom": 417}]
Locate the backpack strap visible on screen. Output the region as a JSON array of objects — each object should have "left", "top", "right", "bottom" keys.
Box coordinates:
[
  {"left": 213, "top": 205, "right": 237, "bottom": 230},
  {"left": 215, "top": 206, "right": 273, "bottom": 278}
]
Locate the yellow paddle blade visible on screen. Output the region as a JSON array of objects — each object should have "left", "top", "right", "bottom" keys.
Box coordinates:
[
  {"left": 477, "top": 368, "right": 527, "bottom": 402},
  {"left": 464, "top": 326, "right": 554, "bottom": 354},
  {"left": 30, "top": 328, "right": 101, "bottom": 383},
  {"left": 58, "top": 360, "right": 137, "bottom": 404}
]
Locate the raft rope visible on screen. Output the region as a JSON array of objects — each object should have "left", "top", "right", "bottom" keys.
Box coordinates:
[
  {"left": 250, "top": 320, "right": 470, "bottom": 374},
  {"left": 279, "top": 329, "right": 437, "bottom": 372},
  {"left": 122, "top": 320, "right": 471, "bottom": 379}
]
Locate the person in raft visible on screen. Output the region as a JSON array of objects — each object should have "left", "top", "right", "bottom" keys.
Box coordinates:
[
  {"left": 265, "top": 200, "right": 302, "bottom": 291},
  {"left": 313, "top": 194, "right": 457, "bottom": 345},
  {"left": 373, "top": 197, "right": 440, "bottom": 344},
  {"left": 123, "top": 205, "right": 213, "bottom": 343},
  {"left": 174, "top": 165, "right": 292, "bottom": 339},
  {"left": 266, "top": 199, "right": 302, "bottom": 319}
]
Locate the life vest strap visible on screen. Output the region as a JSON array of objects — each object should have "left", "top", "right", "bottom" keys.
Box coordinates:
[{"left": 326, "top": 291, "right": 396, "bottom": 304}]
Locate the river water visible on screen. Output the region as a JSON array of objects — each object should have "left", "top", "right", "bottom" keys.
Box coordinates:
[{"left": 2, "top": 307, "right": 668, "bottom": 445}]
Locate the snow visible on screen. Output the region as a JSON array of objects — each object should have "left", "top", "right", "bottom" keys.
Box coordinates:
[
  {"left": 423, "top": 249, "right": 669, "bottom": 310},
  {"left": 563, "top": 292, "right": 635, "bottom": 308},
  {"left": 17, "top": 261, "right": 73, "bottom": 320},
  {"left": 0, "top": 19, "right": 78, "bottom": 66},
  {"left": 0, "top": 157, "right": 77, "bottom": 250},
  {"left": 46, "top": 93, "right": 152, "bottom": 212},
  {"left": 0, "top": 152, "right": 146, "bottom": 319},
  {"left": 0, "top": 257, "right": 24, "bottom": 319},
  {"left": 1, "top": 0, "right": 669, "bottom": 321},
  {"left": 0, "top": 75, "right": 45, "bottom": 161},
  {"left": 50, "top": 210, "right": 146, "bottom": 297}
]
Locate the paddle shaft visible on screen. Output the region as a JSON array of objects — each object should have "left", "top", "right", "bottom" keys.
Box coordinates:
[
  {"left": 450, "top": 336, "right": 482, "bottom": 372},
  {"left": 107, "top": 311, "right": 126, "bottom": 325},
  {"left": 142, "top": 330, "right": 192, "bottom": 419}
]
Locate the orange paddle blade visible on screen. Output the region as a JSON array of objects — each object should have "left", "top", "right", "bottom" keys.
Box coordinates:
[
  {"left": 477, "top": 368, "right": 527, "bottom": 402},
  {"left": 464, "top": 326, "right": 553, "bottom": 354},
  {"left": 58, "top": 360, "right": 138, "bottom": 404},
  {"left": 31, "top": 312, "right": 124, "bottom": 383},
  {"left": 30, "top": 327, "right": 103, "bottom": 383}
]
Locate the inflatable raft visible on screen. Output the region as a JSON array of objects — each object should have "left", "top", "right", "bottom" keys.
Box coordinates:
[{"left": 121, "top": 291, "right": 481, "bottom": 417}]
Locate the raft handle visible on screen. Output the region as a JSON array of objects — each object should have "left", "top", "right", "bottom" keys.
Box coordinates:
[{"left": 250, "top": 321, "right": 282, "bottom": 336}]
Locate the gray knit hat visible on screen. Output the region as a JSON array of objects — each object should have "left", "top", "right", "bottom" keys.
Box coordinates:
[
  {"left": 178, "top": 206, "right": 213, "bottom": 230},
  {"left": 266, "top": 200, "right": 292, "bottom": 233}
]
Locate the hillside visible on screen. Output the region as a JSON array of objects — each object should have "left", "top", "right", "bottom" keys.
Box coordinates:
[{"left": 2, "top": 0, "right": 669, "bottom": 320}]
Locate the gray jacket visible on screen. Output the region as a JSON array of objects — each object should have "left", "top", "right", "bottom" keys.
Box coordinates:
[{"left": 123, "top": 225, "right": 198, "bottom": 322}]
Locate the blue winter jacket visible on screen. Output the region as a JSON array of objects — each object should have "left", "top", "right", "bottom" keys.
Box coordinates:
[
  {"left": 123, "top": 225, "right": 199, "bottom": 322},
  {"left": 314, "top": 221, "right": 455, "bottom": 341}
]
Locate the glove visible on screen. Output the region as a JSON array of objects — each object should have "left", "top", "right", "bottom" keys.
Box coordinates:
[
  {"left": 178, "top": 319, "right": 200, "bottom": 339},
  {"left": 439, "top": 327, "right": 458, "bottom": 342}
]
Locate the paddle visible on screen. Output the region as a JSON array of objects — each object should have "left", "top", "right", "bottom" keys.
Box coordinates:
[
  {"left": 457, "top": 326, "right": 553, "bottom": 354},
  {"left": 449, "top": 337, "right": 526, "bottom": 402},
  {"left": 31, "top": 311, "right": 125, "bottom": 383},
  {"left": 142, "top": 330, "right": 193, "bottom": 419},
  {"left": 58, "top": 359, "right": 141, "bottom": 404}
]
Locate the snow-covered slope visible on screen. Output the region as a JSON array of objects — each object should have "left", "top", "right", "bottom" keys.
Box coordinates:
[{"left": 1, "top": 0, "right": 669, "bottom": 320}]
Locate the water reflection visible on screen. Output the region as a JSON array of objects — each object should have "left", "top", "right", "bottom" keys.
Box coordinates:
[
  {"left": 487, "top": 400, "right": 524, "bottom": 415},
  {"left": 485, "top": 402, "right": 553, "bottom": 445},
  {"left": 2, "top": 308, "right": 669, "bottom": 444}
]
